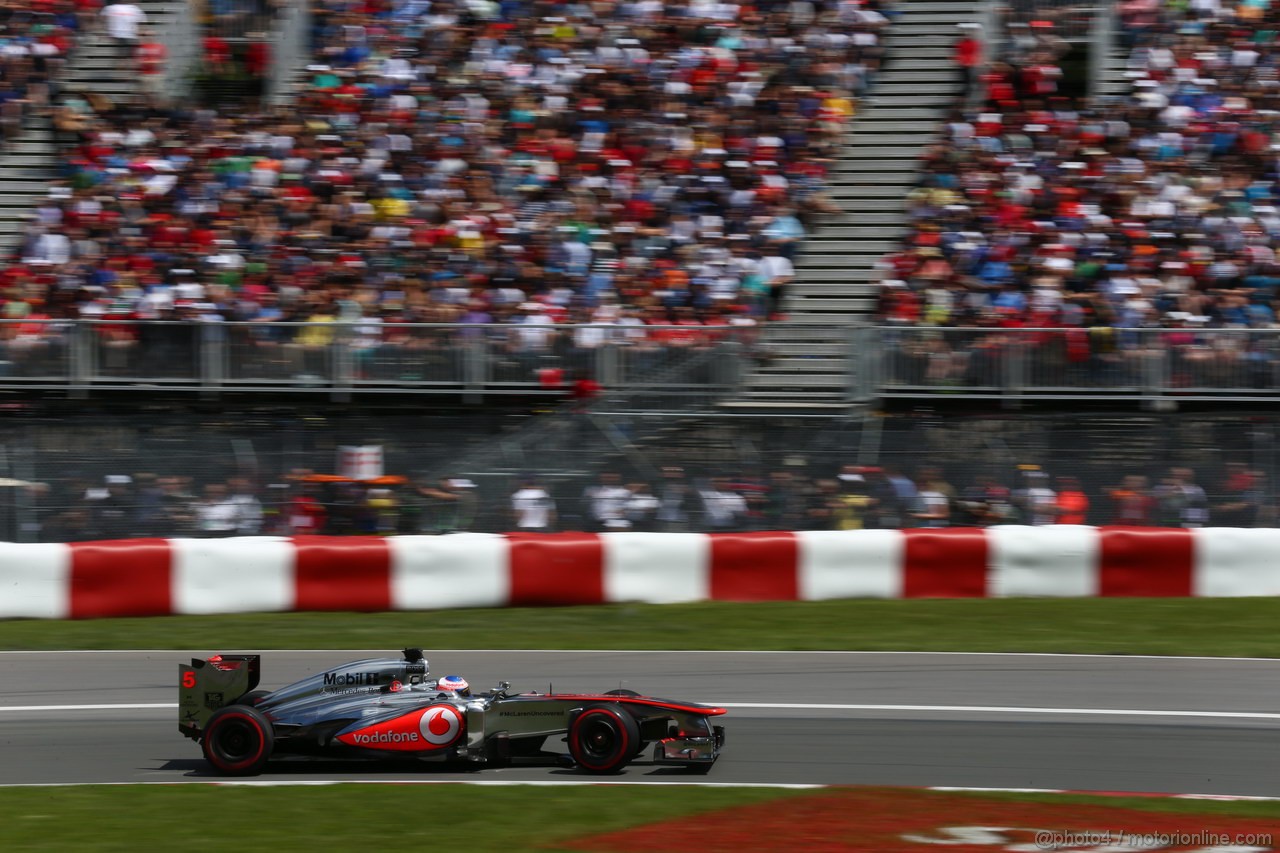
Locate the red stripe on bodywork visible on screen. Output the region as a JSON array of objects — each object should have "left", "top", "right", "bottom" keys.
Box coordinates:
[
  {"left": 1099, "top": 526, "right": 1194, "bottom": 597},
  {"left": 69, "top": 538, "right": 172, "bottom": 618},
  {"left": 508, "top": 533, "right": 604, "bottom": 606},
  {"left": 709, "top": 531, "right": 799, "bottom": 601},
  {"left": 292, "top": 536, "right": 392, "bottom": 611},
  {"left": 903, "top": 529, "right": 989, "bottom": 598}
]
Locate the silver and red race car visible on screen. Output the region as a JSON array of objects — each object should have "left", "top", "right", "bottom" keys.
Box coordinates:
[{"left": 178, "top": 649, "right": 726, "bottom": 776}]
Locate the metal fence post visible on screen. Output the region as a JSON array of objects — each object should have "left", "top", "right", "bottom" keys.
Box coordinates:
[
  {"left": 199, "top": 322, "right": 226, "bottom": 396},
  {"left": 1003, "top": 336, "right": 1025, "bottom": 409},
  {"left": 1144, "top": 328, "right": 1162, "bottom": 401},
  {"left": 332, "top": 323, "right": 354, "bottom": 403},
  {"left": 69, "top": 322, "right": 93, "bottom": 396},
  {"left": 850, "top": 325, "right": 876, "bottom": 404},
  {"left": 464, "top": 334, "right": 486, "bottom": 404},
  {"left": 718, "top": 338, "right": 744, "bottom": 391},
  {"left": 597, "top": 338, "right": 620, "bottom": 388}
]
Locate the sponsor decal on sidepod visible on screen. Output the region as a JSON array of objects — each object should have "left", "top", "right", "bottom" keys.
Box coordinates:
[{"left": 336, "top": 705, "right": 464, "bottom": 752}]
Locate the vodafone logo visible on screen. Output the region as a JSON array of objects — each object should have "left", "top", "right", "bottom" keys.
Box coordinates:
[
  {"left": 336, "top": 704, "right": 465, "bottom": 752},
  {"left": 419, "top": 705, "right": 463, "bottom": 746},
  {"left": 352, "top": 730, "right": 418, "bottom": 745}
]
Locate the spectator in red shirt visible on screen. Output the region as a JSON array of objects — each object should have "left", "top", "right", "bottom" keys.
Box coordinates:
[
  {"left": 1108, "top": 475, "right": 1156, "bottom": 526},
  {"left": 136, "top": 28, "right": 167, "bottom": 106},
  {"left": 954, "top": 24, "right": 983, "bottom": 105},
  {"left": 285, "top": 486, "right": 327, "bottom": 535},
  {"left": 1055, "top": 476, "right": 1090, "bottom": 525}
]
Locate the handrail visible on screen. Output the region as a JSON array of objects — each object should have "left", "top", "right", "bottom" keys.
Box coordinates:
[
  {"left": 3, "top": 319, "right": 1280, "bottom": 403},
  {"left": 869, "top": 325, "right": 1280, "bottom": 402},
  {"left": 0, "top": 319, "right": 752, "bottom": 400}
]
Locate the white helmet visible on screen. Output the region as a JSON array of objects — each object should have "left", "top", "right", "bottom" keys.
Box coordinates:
[{"left": 437, "top": 675, "right": 470, "bottom": 696}]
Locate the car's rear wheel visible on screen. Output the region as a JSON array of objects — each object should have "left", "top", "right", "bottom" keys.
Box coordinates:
[
  {"left": 202, "top": 705, "right": 274, "bottom": 776},
  {"left": 568, "top": 704, "right": 640, "bottom": 773}
]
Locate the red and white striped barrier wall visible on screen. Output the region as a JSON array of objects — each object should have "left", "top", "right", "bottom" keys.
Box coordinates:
[{"left": 3, "top": 527, "right": 1280, "bottom": 620}]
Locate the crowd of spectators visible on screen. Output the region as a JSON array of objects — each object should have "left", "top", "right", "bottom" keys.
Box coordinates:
[
  {"left": 0, "top": 0, "right": 87, "bottom": 148},
  {"left": 37, "top": 468, "right": 482, "bottom": 540},
  {"left": 4, "top": 0, "right": 892, "bottom": 377},
  {"left": 30, "top": 457, "right": 1279, "bottom": 541},
  {"left": 533, "top": 461, "right": 1274, "bottom": 531},
  {"left": 877, "top": 1, "right": 1280, "bottom": 387}
]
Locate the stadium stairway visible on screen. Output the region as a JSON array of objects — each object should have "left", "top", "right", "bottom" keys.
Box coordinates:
[
  {"left": 728, "top": 0, "right": 975, "bottom": 412},
  {"left": 0, "top": 0, "right": 179, "bottom": 256},
  {"left": 1099, "top": 28, "right": 1136, "bottom": 99}
]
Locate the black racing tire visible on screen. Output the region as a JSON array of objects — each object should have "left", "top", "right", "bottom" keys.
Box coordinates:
[
  {"left": 601, "top": 691, "right": 645, "bottom": 756},
  {"left": 232, "top": 689, "right": 271, "bottom": 707},
  {"left": 568, "top": 704, "right": 640, "bottom": 774},
  {"left": 202, "top": 705, "right": 274, "bottom": 776}
]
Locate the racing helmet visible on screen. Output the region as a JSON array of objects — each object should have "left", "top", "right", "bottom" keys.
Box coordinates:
[{"left": 437, "top": 675, "right": 470, "bottom": 697}]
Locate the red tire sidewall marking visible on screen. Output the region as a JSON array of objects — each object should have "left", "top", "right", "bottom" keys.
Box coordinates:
[
  {"left": 572, "top": 708, "right": 630, "bottom": 771},
  {"left": 208, "top": 712, "right": 267, "bottom": 771}
]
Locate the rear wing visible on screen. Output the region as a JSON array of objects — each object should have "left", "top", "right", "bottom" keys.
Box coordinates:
[{"left": 178, "top": 654, "right": 261, "bottom": 738}]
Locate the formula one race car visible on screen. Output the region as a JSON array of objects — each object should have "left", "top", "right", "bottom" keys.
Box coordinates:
[{"left": 178, "top": 649, "right": 726, "bottom": 776}]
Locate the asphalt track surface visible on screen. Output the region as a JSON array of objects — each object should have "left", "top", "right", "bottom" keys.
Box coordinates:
[{"left": 1, "top": 650, "right": 1279, "bottom": 795}]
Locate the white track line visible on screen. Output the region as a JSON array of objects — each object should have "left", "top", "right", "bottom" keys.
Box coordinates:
[
  {"left": 0, "top": 781, "right": 1273, "bottom": 799},
  {"left": 3, "top": 701, "right": 1278, "bottom": 720},
  {"left": 0, "top": 780, "right": 825, "bottom": 790},
  {"left": 717, "top": 702, "right": 1280, "bottom": 720},
  {"left": 930, "top": 786, "right": 1280, "bottom": 802},
  {"left": 0, "top": 650, "right": 1278, "bottom": 662},
  {"left": 0, "top": 703, "right": 176, "bottom": 712}
]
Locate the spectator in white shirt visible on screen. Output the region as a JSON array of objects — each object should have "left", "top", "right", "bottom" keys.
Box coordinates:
[
  {"left": 584, "top": 471, "right": 632, "bottom": 531},
  {"left": 513, "top": 303, "right": 555, "bottom": 352},
  {"left": 195, "top": 483, "right": 242, "bottom": 537},
  {"left": 104, "top": 3, "right": 147, "bottom": 63},
  {"left": 511, "top": 477, "right": 556, "bottom": 531},
  {"left": 700, "top": 477, "right": 747, "bottom": 530}
]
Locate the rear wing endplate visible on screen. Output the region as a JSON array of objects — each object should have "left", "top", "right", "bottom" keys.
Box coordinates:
[{"left": 178, "top": 654, "right": 261, "bottom": 737}]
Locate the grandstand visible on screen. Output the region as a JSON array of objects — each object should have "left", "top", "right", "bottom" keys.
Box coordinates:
[
  {"left": 736, "top": 0, "right": 974, "bottom": 409},
  {"left": 0, "top": 0, "right": 183, "bottom": 251}
]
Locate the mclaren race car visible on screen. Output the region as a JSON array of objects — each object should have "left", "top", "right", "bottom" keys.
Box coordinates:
[{"left": 178, "top": 649, "right": 726, "bottom": 776}]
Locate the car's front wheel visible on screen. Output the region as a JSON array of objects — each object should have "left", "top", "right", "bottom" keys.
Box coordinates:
[
  {"left": 568, "top": 704, "right": 640, "bottom": 773},
  {"left": 202, "top": 705, "right": 274, "bottom": 776}
]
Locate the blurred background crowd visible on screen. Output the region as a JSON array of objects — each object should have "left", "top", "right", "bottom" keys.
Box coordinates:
[
  {"left": 879, "top": 1, "right": 1280, "bottom": 343},
  {"left": 0, "top": 0, "right": 82, "bottom": 148},
  {"left": 32, "top": 456, "right": 1275, "bottom": 542},
  {"left": 5, "top": 0, "right": 890, "bottom": 356},
  {"left": 2, "top": 0, "right": 1280, "bottom": 542}
]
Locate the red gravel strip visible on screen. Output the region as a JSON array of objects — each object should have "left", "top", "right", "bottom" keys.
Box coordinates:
[{"left": 563, "top": 787, "right": 1279, "bottom": 852}]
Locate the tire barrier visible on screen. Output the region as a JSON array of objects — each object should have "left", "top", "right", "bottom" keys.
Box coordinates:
[{"left": 3, "top": 527, "right": 1280, "bottom": 620}]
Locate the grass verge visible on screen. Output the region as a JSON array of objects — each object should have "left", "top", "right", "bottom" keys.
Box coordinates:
[
  {"left": 1, "top": 598, "right": 1279, "bottom": 655},
  {"left": 5, "top": 784, "right": 801, "bottom": 852}
]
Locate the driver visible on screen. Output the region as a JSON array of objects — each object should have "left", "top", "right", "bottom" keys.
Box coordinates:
[{"left": 435, "top": 675, "right": 471, "bottom": 697}]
